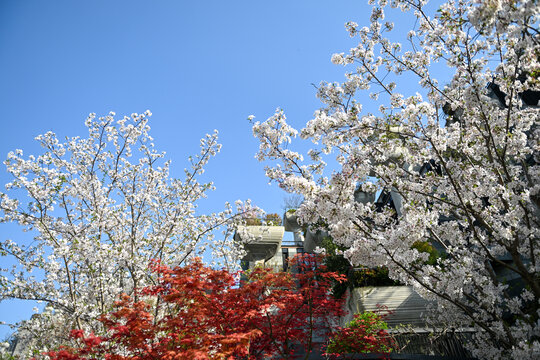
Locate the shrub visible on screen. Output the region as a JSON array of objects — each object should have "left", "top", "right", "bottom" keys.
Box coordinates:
[
  {"left": 264, "top": 213, "right": 282, "bottom": 226},
  {"left": 326, "top": 309, "right": 395, "bottom": 357},
  {"left": 244, "top": 213, "right": 282, "bottom": 226}
]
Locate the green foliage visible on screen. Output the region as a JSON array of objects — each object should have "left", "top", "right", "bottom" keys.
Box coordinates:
[
  {"left": 320, "top": 236, "right": 351, "bottom": 298},
  {"left": 349, "top": 311, "right": 389, "bottom": 330},
  {"left": 411, "top": 241, "right": 441, "bottom": 266},
  {"left": 244, "top": 213, "right": 282, "bottom": 226},
  {"left": 321, "top": 236, "right": 400, "bottom": 298},
  {"left": 352, "top": 267, "right": 401, "bottom": 288}
]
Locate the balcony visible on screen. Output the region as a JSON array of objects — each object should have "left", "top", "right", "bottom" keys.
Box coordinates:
[{"left": 234, "top": 225, "right": 284, "bottom": 263}]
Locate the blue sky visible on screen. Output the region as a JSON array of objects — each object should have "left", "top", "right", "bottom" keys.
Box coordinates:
[
  {"left": 0, "top": 0, "right": 376, "bottom": 213},
  {"left": 0, "top": 0, "right": 380, "bottom": 340}
]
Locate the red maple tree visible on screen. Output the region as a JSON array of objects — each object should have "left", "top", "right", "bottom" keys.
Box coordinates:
[{"left": 40, "top": 254, "right": 346, "bottom": 360}]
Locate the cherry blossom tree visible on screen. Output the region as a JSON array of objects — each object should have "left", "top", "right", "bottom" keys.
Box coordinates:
[
  {"left": 252, "top": 0, "right": 539, "bottom": 358},
  {"left": 0, "top": 111, "right": 253, "bottom": 353}
]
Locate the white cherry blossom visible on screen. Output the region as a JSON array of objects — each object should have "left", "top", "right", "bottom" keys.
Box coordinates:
[
  {"left": 253, "top": 1, "right": 539, "bottom": 358},
  {"left": 0, "top": 111, "right": 254, "bottom": 352}
]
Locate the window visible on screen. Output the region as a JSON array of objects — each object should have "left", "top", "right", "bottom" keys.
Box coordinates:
[{"left": 282, "top": 248, "right": 289, "bottom": 272}]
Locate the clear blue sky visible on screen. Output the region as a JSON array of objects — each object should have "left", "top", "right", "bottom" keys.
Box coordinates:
[{"left": 0, "top": 0, "right": 379, "bottom": 339}]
